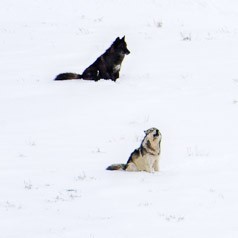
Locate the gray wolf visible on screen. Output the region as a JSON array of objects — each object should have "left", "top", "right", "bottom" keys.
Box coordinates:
[
  {"left": 106, "top": 128, "right": 162, "bottom": 173},
  {"left": 55, "top": 36, "right": 130, "bottom": 82}
]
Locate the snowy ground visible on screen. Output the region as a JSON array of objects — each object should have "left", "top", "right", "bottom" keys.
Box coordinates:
[{"left": 1, "top": 0, "right": 238, "bottom": 237}]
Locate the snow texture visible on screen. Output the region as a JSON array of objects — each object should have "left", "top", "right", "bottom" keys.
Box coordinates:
[{"left": 0, "top": 0, "right": 238, "bottom": 237}]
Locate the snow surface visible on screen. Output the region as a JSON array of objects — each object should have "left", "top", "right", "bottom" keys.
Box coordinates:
[{"left": 1, "top": 0, "right": 238, "bottom": 237}]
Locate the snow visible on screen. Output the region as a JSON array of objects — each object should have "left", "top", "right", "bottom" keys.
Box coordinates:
[{"left": 1, "top": 0, "right": 238, "bottom": 237}]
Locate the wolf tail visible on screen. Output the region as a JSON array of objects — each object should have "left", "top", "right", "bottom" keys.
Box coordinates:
[
  {"left": 106, "top": 164, "right": 127, "bottom": 171},
  {"left": 54, "top": 73, "right": 83, "bottom": 81}
]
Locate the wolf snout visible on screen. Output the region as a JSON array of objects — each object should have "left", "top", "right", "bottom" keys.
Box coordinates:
[
  {"left": 125, "top": 49, "right": 130, "bottom": 55},
  {"left": 154, "top": 129, "right": 160, "bottom": 137}
]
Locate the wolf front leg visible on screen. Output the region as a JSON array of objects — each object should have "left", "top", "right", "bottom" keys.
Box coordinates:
[
  {"left": 111, "top": 72, "right": 119, "bottom": 81},
  {"left": 144, "top": 164, "right": 155, "bottom": 173},
  {"left": 153, "top": 158, "right": 160, "bottom": 172}
]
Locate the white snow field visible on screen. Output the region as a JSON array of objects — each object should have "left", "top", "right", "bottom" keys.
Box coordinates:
[{"left": 1, "top": 0, "right": 238, "bottom": 237}]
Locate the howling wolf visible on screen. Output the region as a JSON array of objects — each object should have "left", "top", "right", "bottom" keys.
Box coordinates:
[
  {"left": 107, "top": 128, "right": 162, "bottom": 173},
  {"left": 55, "top": 36, "right": 130, "bottom": 82}
]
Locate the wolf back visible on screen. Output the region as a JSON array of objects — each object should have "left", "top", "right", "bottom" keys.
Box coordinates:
[{"left": 55, "top": 36, "right": 130, "bottom": 82}]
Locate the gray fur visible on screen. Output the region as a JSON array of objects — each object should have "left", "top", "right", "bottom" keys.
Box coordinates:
[{"left": 106, "top": 128, "right": 162, "bottom": 173}]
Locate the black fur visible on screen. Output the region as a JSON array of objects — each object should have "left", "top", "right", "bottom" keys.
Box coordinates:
[
  {"left": 126, "top": 149, "right": 140, "bottom": 164},
  {"left": 55, "top": 36, "right": 130, "bottom": 82}
]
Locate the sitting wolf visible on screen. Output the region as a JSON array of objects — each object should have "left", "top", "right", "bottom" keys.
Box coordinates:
[
  {"left": 55, "top": 36, "right": 130, "bottom": 82},
  {"left": 107, "top": 128, "right": 162, "bottom": 173}
]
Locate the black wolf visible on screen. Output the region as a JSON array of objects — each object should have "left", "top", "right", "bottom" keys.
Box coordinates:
[{"left": 55, "top": 36, "right": 130, "bottom": 82}]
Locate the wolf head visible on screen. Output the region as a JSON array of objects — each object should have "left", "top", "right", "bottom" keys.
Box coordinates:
[
  {"left": 141, "top": 128, "right": 162, "bottom": 155},
  {"left": 113, "top": 36, "right": 130, "bottom": 55},
  {"left": 144, "top": 128, "right": 162, "bottom": 143}
]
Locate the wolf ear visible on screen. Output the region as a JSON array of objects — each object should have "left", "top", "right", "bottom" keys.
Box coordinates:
[
  {"left": 113, "top": 37, "right": 120, "bottom": 45},
  {"left": 121, "top": 36, "right": 125, "bottom": 41}
]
